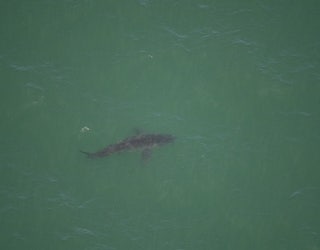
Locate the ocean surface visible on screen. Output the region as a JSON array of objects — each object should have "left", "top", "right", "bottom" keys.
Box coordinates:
[{"left": 1, "top": 1, "right": 320, "bottom": 249}]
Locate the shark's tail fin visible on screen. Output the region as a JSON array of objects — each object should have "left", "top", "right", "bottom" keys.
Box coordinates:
[{"left": 80, "top": 150, "right": 95, "bottom": 159}]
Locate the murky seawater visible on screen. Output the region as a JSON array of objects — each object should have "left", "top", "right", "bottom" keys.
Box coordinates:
[{"left": 1, "top": 1, "right": 319, "bottom": 249}]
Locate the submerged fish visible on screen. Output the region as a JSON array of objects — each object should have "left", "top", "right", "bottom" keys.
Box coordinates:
[{"left": 80, "top": 133, "right": 175, "bottom": 160}]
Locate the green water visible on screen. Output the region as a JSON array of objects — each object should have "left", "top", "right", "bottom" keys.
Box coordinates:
[{"left": 1, "top": 1, "right": 320, "bottom": 249}]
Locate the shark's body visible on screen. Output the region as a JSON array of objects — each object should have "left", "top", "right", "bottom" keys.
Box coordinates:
[{"left": 80, "top": 133, "right": 175, "bottom": 159}]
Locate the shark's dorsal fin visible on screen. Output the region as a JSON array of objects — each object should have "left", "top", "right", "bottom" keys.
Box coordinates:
[{"left": 133, "top": 128, "right": 143, "bottom": 135}]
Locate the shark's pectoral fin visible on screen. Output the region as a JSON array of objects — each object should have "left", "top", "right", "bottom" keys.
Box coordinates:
[{"left": 141, "top": 148, "right": 152, "bottom": 162}]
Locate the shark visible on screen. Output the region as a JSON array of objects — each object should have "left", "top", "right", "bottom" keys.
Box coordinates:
[{"left": 80, "top": 133, "right": 175, "bottom": 160}]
